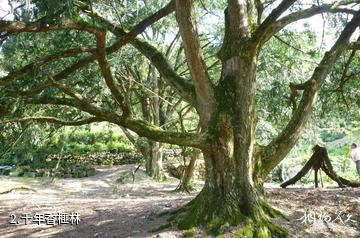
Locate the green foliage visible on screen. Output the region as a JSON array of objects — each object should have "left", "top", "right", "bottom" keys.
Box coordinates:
[
  {"left": 0, "top": 124, "right": 134, "bottom": 164},
  {"left": 7, "top": 160, "right": 96, "bottom": 178},
  {"left": 320, "top": 130, "right": 346, "bottom": 143},
  {"left": 51, "top": 127, "right": 133, "bottom": 155},
  {"left": 0, "top": 122, "right": 140, "bottom": 179}
]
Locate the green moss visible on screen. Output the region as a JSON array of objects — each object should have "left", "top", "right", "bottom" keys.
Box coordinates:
[
  {"left": 233, "top": 219, "right": 254, "bottom": 238},
  {"left": 206, "top": 217, "right": 223, "bottom": 236},
  {"left": 0, "top": 185, "right": 35, "bottom": 195},
  {"left": 254, "top": 220, "right": 288, "bottom": 238},
  {"left": 149, "top": 222, "right": 172, "bottom": 232},
  {"left": 183, "top": 228, "right": 197, "bottom": 238},
  {"left": 261, "top": 201, "right": 286, "bottom": 219},
  {"left": 175, "top": 193, "right": 288, "bottom": 238},
  {"left": 178, "top": 207, "right": 198, "bottom": 230},
  {"left": 229, "top": 209, "right": 246, "bottom": 226},
  {"left": 232, "top": 218, "right": 288, "bottom": 238},
  {"left": 255, "top": 224, "right": 270, "bottom": 238},
  {"left": 267, "top": 222, "right": 288, "bottom": 238}
]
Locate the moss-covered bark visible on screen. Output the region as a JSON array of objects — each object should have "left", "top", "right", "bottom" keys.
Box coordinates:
[
  {"left": 170, "top": 141, "right": 288, "bottom": 238},
  {"left": 175, "top": 178, "right": 287, "bottom": 238}
]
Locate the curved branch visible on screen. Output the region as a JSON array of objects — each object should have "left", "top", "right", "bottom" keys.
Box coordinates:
[
  {"left": 95, "top": 33, "right": 130, "bottom": 115},
  {"left": 112, "top": 117, "right": 207, "bottom": 149},
  {"left": 18, "top": 96, "right": 116, "bottom": 132},
  {"left": 80, "top": 1, "right": 196, "bottom": 105},
  {"left": 0, "top": 47, "right": 95, "bottom": 86},
  {"left": 22, "top": 96, "right": 206, "bottom": 148},
  {"left": 0, "top": 19, "right": 101, "bottom": 34},
  {"left": 131, "top": 39, "right": 196, "bottom": 105},
  {"left": 260, "top": 1, "right": 358, "bottom": 45},
  {"left": 0, "top": 116, "right": 103, "bottom": 126},
  {"left": 46, "top": 78, "right": 112, "bottom": 118},
  {"left": 76, "top": 0, "right": 175, "bottom": 39},
  {"left": 48, "top": 76, "right": 86, "bottom": 102},
  {"left": 333, "top": 46, "right": 358, "bottom": 108},
  {"left": 259, "top": 10, "right": 360, "bottom": 179},
  {"left": 5, "top": 0, "right": 181, "bottom": 100},
  {"left": 1, "top": 0, "right": 204, "bottom": 149},
  {"left": 251, "top": 0, "right": 297, "bottom": 47}
]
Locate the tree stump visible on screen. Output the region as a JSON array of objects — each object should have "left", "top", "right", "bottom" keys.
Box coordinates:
[{"left": 280, "top": 145, "right": 360, "bottom": 188}]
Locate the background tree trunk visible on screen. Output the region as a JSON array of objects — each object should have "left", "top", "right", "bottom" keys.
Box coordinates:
[
  {"left": 176, "top": 149, "right": 198, "bottom": 192},
  {"left": 150, "top": 141, "right": 165, "bottom": 181}
]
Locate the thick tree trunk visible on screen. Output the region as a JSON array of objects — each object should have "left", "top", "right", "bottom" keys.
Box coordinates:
[
  {"left": 172, "top": 40, "right": 287, "bottom": 235},
  {"left": 176, "top": 142, "right": 286, "bottom": 237},
  {"left": 169, "top": 46, "right": 290, "bottom": 235},
  {"left": 173, "top": 2, "right": 298, "bottom": 236}
]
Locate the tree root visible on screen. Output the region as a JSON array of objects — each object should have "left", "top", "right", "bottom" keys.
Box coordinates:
[
  {"left": 260, "top": 199, "right": 288, "bottom": 220},
  {"left": 174, "top": 182, "right": 196, "bottom": 194},
  {"left": 156, "top": 191, "right": 289, "bottom": 238},
  {"left": 233, "top": 218, "right": 288, "bottom": 238},
  {"left": 0, "top": 185, "right": 37, "bottom": 195}
]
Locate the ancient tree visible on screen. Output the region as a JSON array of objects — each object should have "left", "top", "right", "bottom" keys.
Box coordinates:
[{"left": 1, "top": 0, "right": 360, "bottom": 236}]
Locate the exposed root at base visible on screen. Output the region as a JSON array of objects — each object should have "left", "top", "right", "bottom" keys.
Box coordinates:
[
  {"left": 174, "top": 183, "right": 196, "bottom": 194},
  {"left": 0, "top": 185, "right": 37, "bottom": 195},
  {"left": 159, "top": 191, "right": 289, "bottom": 238},
  {"left": 233, "top": 218, "right": 288, "bottom": 238}
]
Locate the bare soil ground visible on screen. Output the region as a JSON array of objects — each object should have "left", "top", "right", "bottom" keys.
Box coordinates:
[{"left": 0, "top": 165, "right": 359, "bottom": 238}]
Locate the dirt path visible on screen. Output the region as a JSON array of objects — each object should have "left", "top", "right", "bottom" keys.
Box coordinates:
[{"left": 0, "top": 165, "right": 359, "bottom": 238}]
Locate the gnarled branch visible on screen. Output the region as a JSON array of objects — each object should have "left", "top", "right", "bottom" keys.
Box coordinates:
[
  {"left": 260, "top": 1, "right": 359, "bottom": 46},
  {"left": 79, "top": 1, "right": 196, "bottom": 105},
  {"left": 259, "top": 10, "right": 360, "bottom": 179},
  {"left": 251, "top": 0, "right": 297, "bottom": 47},
  {"left": 0, "top": 116, "right": 103, "bottom": 126},
  {"left": 95, "top": 33, "right": 130, "bottom": 115},
  {"left": 21, "top": 95, "right": 206, "bottom": 148},
  {"left": 0, "top": 47, "right": 95, "bottom": 86},
  {"left": 0, "top": 19, "right": 102, "bottom": 34},
  {"left": 2, "top": 1, "right": 178, "bottom": 98}
]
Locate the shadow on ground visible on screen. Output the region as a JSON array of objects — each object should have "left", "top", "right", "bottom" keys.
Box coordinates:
[{"left": 0, "top": 165, "right": 359, "bottom": 238}]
